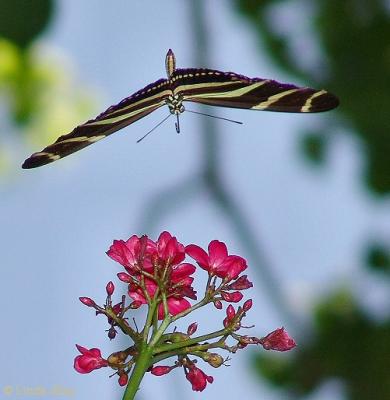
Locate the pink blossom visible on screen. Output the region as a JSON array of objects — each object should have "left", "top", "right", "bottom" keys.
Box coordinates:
[
  {"left": 260, "top": 327, "right": 296, "bottom": 352},
  {"left": 106, "top": 235, "right": 155, "bottom": 274},
  {"left": 186, "top": 240, "right": 247, "bottom": 280},
  {"left": 156, "top": 231, "right": 185, "bottom": 265},
  {"left": 74, "top": 345, "right": 108, "bottom": 374},
  {"left": 185, "top": 365, "right": 214, "bottom": 392}
]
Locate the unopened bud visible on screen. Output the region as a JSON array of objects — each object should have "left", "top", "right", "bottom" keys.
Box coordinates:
[
  {"left": 150, "top": 366, "right": 172, "bottom": 376},
  {"left": 118, "top": 372, "right": 128, "bottom": 386},
  {"left": 243, "top": 299, "right": 253, "bottom": 311},
  {"left": 187, "top": 322, "right": 198, "bottom": 336},
  {"left": 79, "top": 297, "right": 96, "bottom": 307},
  {"left": 108, "top": 351, "right": 128, "bottom": 365},
  {"left": 117, "top": 272, "right": 132, "bottom": 283},
  {"left": 214, "top": 300, "right": 223, "bottom": 309},
  {"left": 202, "top": 352, "right": 224, "bottom": 368},
  {"left": 130, "top": 300, "right": 142, "bottom": 309},
  {"left": 106, "top": 281, "right": 115, "bottom": 296}
]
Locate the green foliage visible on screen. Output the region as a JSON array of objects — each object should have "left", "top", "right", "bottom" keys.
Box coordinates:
[
  {"left": 235, "top": 0, "right": 390, "bottom": 195},
  {"left": 0, "top": 0, "right": 53, "bottom": 48},
  {"left": 252, "top": 291, "right": 390, "bottom": 399},
  {"left": 365, "top": 243, "right": 390, "bottom": 274},
  {"left": 300, "top": 132, "right": 327, "bottom": 165}
]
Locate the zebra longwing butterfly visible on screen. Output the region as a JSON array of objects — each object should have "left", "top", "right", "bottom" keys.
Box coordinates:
[{"left": 22, "top": 49, "right": 339, "bottom": 169}]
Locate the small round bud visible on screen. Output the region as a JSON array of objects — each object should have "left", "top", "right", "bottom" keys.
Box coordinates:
[
  {"left": 118, "top": 373, "right": 128, "bottom": 386},
  {"left": 243, "top": 299, "right": 253, "bottom": 311},
  {"left": 213, "top": 300, "right": 223, "bottom": 309},
  {"left": 106, "top": 281, "right": 115, "bottom": 296},
  {"left": 187, "top": 322, "right": 198, "bottom": 336}
]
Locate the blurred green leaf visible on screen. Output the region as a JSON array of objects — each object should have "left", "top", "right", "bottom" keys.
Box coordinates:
[
  {"left": 300, "top": 132, "right": 327, "bottom": 165},
  {"left": 252, "top": 291, "right": 390, "bottom": 399},
  {"left": 365, "top": 243, "right": 390, "bottom": 274},
  {"left": 235, "top": 0, "right": 390, "bottom": 195},
  {"left": 0, "top": 0, "right": 54, "bottom": 48}
]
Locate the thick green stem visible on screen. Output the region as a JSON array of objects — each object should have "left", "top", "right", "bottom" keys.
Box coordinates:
[{"left": 122, "top": 343, "right": 153, "bottom": 400}]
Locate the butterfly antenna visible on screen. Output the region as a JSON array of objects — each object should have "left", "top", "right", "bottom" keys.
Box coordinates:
[
  {"left": 186, "top": 109, "right": 243, "bottom": 125},
  {"left": 137, "top": 114, "right": 171, "bottom": 143},
  {"left": 175, "top": 114, "right": 180, "bottom": 133}
]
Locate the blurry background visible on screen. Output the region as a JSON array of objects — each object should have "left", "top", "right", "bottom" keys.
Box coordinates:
[{"left": 1, "top": 1, "right": 389, "bottom": 399}]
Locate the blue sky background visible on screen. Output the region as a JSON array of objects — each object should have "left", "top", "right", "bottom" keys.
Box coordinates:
[{"left": 1, "top": 1, "right": 389, "bottom": 399}]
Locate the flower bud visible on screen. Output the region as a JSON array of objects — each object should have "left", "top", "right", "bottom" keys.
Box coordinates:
[
  {"left": 117, "top": 272, "right": 132, "bottom": 283},
  {"left": 118, "top": 372, "right": 128, "bottom": 386},
  {"left": 150, "top": 366, "right": 172, "bottom": 376},
  {"left": 243, "top": 299, "right": 253, "bottom": 311},
  {"left": 79, "top": 297, "right": 96, "bottom": 307},
  {"left": 260, "top": 327, "right": 296, "bottom": 352},
  {"left": 130, "top": 300, "right": 142, "bottom": 309},
  {"left": 201, "top": 352, "right": 224, "bottom": 368},
  {"left": 213, "top": 300, "right": 223, "bottom": 309},
  {"left": 107, "top": 351, "right": 128, "bottom": 365},
  {"left": 106, "top": 281, "right": 115, "bottom": 296},
  {"left": 187, "top": 322, "right": 198, "bottom": 336}
]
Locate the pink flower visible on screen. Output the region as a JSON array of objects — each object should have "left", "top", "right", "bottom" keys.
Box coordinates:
[
  {"left": 106, "top": 235, "right": 156, "bottom": 274},
  {"left": 186, "top": 240, "right": 247, "bottom": 280},
  {"left": 74, "top": 345, "right": 108, "bottom": 374},
  {"left": 156, "top": 231, "right": 185, "bottom": 265},
  {"left": 185, "top": 365, "right": 214, "bottom": 392},
  {"left": 260, "top": 327, "right": 296, "bottom": 352}
]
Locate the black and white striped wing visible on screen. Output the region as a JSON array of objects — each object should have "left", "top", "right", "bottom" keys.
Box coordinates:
[
  {"left": 172, "top": 68, "right": 339, "bottom": 113},
  {"left": 22, "top": 79, "right": 170, "bottom": 169}
]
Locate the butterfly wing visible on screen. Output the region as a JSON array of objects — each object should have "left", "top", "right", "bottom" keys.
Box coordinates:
[
  {"left": 172, "top": 68, "right": 339, "bottom": 113},
  {"left": 22, "top": 78, "right": 171, "bottom": 168}
]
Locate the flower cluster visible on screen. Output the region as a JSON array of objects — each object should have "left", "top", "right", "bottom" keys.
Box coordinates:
[{"left": 74, "top": 232, "right": 295, "bottom": 395}]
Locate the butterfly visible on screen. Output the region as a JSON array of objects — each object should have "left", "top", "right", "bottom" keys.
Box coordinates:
[{"left": 22, "top": 49, "right": 339, "bottom": 168}]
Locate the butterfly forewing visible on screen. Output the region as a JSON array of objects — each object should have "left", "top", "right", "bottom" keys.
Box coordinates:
[
  {"left": 22, "top": 79, "right": 170, "bottom": 169},
  {"left": 173, "top": 68, "right": 338, "bottom": 113}
]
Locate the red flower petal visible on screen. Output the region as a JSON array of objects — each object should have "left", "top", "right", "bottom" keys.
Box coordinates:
[
  {"left": 208, "top": 240, "right": 228, "bottom": 266},
  {"left": 185, "top": 244, "right": 209, "bottom": 269}
]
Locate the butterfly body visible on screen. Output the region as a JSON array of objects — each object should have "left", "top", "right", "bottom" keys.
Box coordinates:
[{"left": 22, "top": 49, "right": 338, "bottom": 169}]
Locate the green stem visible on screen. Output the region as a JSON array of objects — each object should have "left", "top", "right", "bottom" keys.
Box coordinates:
[{"left": 122, "top": 343, "right": 153, "bottom": 400}]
